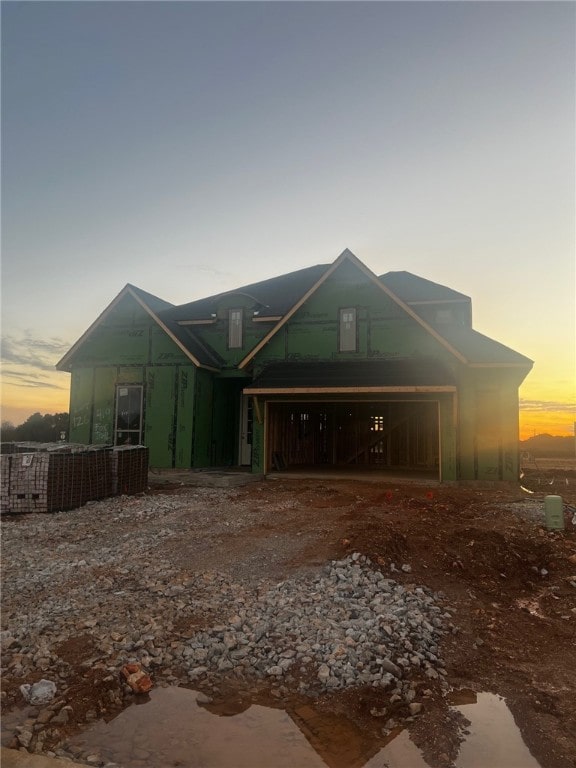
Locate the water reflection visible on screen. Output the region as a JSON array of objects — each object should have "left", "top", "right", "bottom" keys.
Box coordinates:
[
  {"left": 366, "top": 730, "right": 430, "bottom": 767},
  {"left": 72, "top": 687, "right": 334, "bottom": 768},
  {"left": 450, "top": 691, "right": 541, "bottom": 768},
  {"left": 68, "top": 686, "right": 541, "bottom": 768}
]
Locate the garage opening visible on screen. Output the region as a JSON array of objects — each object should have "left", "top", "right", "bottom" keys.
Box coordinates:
[{"left": 267, "top": 401, "right": 439, "bottom": 475}]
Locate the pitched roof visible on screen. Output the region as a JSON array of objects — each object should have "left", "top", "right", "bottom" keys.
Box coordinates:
[
  {"left": 380, "top": 272, "right": 531, "bottom": 367},
  {"left": 168, "top": 264, "right": 330, "bottom": 321},
  {"left": 379, "top": 271, "right": 470, "bottom": 304},
  {"left": 244, "top": 360, "right": 456, "bottom": 392},
  {"left": 160, "top": 316, "right": 224, "bottom": 368},
  {"left": 429, "top": 325, "right": 533, "bottom": 367},
  {"left": 58, "top": 251, "right": 533, "bottom": 374},
  {"left": 238, "top": 249, "right": 469, "bottom": 368}
]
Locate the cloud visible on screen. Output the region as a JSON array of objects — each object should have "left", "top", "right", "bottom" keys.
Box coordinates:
[
  {"left": 20, "top": 336, "right": 70, "bottom": 353},
  {"left": 175, "top": 264, "right": 238, "bottom": 279},
  {"left": 0, "top": 334, "right": 70, "bottom": 394},
  {"left": 519, "top": 399, "right": 576, "bottom": 414},
  {"left": 1, "top": 370, "right": 66, "bottom": 390},
  {"left": 1, "top": 334, "right": 70, "bottom": 371}
]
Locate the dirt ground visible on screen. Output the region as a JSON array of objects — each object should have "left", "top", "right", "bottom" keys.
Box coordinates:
[
  {"left": 158, "top": 466, "right": 576, "bottom": 768},
  {"left": 2, "top": 462, "right": 576, "bottom": 768}
]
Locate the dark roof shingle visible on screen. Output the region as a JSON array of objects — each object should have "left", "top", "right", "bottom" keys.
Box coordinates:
[
  {"left": 246, "top": 360, "right": 456, "bottom": 390},
  {"left": 168, "top": 264, "right": 330, "bottom": 321},
  {"left": 430, "top": 325, "right": 533, "bottom": 366},
  {"left": 380, "top": 271, "right": 470, "bottom": 303}
]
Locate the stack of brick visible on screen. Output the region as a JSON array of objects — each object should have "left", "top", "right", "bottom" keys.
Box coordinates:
[
  {"left": 82, "top": 448, "right": 114, "bottom": 503},
  {"left": 6, "top": 452, "right": 51, "bottom": 514},
  {"left": 44, "top": 452, "right": 75, "bottom": 512},
  {"left": 110, "top": 446, "right": 149, "bottom": 495},
  {"left": 0, "top": 445, "right": 148, "bottom": 515},
  {"left": 44, "top": 452, "right": 89, "bottom": 512},
  {"left": 1, "top": 454, "right": 12, "bottom": 513}
]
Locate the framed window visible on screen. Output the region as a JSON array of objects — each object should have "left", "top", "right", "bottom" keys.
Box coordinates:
[
  {"left": 115, "top": 385, "right": 143, "bottom": 445},
  {"left": 229, "top": 308, "right": 243, "bottom": 349},
  {"left": 339, "top": 307, "right": 357, "bottom": 352}
]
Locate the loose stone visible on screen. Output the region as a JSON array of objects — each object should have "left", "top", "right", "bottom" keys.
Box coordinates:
[{"left": 2, "top": 491, "right": 456, "bottom": 765}]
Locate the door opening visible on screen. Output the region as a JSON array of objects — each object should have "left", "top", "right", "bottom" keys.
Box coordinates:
[{"left": 115, "top": 385, "right": 143, "bottom": 445}]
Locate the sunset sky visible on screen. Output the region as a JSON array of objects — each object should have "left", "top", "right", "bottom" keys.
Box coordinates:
[{"left": 2, "top": 1, "right": 574, "bottom": 440}]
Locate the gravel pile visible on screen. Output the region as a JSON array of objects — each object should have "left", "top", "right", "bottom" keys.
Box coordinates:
[{"left": 180, "top": 553, "right": 453, "bottom": 694}]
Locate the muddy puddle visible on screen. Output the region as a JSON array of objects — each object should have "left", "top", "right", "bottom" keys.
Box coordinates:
[
  {"left": 64, "top": 685, "right": 541, "bottom": 768},
  {"left": 448, "top": 690, "right": 542, "bottom": 768}
]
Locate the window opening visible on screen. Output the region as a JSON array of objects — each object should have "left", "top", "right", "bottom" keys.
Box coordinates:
[
  {"left": 339, "top": 307, "right": 357, "bottom": 352},
  {"left": 229, "top": 309, "right": 243, "bottom": 348},
  {"left": 115, "top": 385, "right": 143, "bottom": 445}
]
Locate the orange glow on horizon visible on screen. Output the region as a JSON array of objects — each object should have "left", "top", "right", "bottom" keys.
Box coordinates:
[
  {"left": 519, "top": 379, "right": 575, "bottom": 440},
  {"left": 519, "top": 411, "right": 575, "bottom": 441},
  {"left": 1, "top": 375, "right": 70, "bottom": 427}
]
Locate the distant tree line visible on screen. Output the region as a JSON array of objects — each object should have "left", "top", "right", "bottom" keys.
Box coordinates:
[
  {"left": 520, "top": 434, "right": 575, "bottom": 458},
  {"left": 1, "top": 412, "right": 69, "bottom": 444}
]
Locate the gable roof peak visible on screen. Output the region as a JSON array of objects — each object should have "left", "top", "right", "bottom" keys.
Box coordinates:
[
  {"left": 333, "top": 248, "right": 381, "bottom": 279},
  {"left": 238, "top": 248, "right": 472, "bottom": 368},
  {"left": 125, "top": 283, "right": 174, "bottom": 312},
  {"left": 57, "top": 282, "right": 216, "bottom": 372},
  {"left": 336, "top": 247, "right": 364, "bottom": 265}
]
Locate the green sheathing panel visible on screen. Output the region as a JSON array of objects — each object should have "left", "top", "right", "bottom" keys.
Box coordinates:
[
  {"left": 456, "top": 368, "right": 521, "bottom": 481},
  {"left": 72, "top": 295, "right": 152, "bottom": 367},
  {"left": 456, "top": 371, "right": 475, "bottom": 480},
  {"left": 92, "top": 368, "right": 117, "bottom": 443},
  {"left": 70, "top": 367, "right": 148, "bottom": 445},
  {"left": 69, "top": 363, "right": 193, "bottom": 467},
  {"left": 151, "top": 325, "right": 190, "bottom": 365},
  {"left": 192, "top": 369, "right": 214, "bottom": 467},
  {"left": 66, "top": 293, "right": 202, "bottom": 467},
  {"left": 175, "top": 366, "right": 196, "bottom": 468},
  {"left": 69, "top": 368, "right": 94, "bottom": 444},
  {"left": 255, "top": 260, "right": 455, "bottom": 368},
  {"left": 499, "top": 384, "right": 521, "bottom": 481},
  {"left": 193, "top": 295, "right": 274, "bottom": 369},
  {"left": 145, "top": 366, "right": 177, "bottom": 467},
  {"left": 117, "top": 367, "right": 145, "bottom": 384},
  {"left": 475, "top": 387, "right": 503, "bottom": 480}
]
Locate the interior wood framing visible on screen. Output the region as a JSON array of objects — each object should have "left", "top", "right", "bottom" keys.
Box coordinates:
[{"left": 266, "top": 399, "right": 440, "bottom": 474}]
